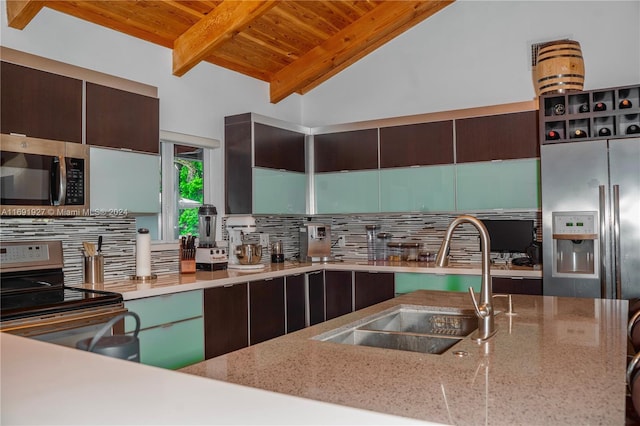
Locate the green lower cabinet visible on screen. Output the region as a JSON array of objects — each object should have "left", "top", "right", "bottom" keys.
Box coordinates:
[
  {"left": 124, "top": 290, "right": 204, "bottom": 370},
  {"left": 136, "top": 318, "right": 204, "bottom": 370},
  {"left": 455, "top": 159, "right": 540, "bottom": 210},
  {"left": 395, "top": 273, "right": 481, "bottom": 294}
]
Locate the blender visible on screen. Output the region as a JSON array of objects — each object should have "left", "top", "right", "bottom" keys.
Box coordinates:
[{"left": 195, "top": 205, "right": 227, "bottom": 271}]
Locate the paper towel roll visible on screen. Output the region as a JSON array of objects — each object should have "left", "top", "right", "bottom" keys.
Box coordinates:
[{"left": 136, "top": 228, "right": 151, "bottom": 277}]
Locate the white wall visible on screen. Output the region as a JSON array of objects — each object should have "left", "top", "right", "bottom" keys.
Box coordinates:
[{"left": 301, "top": 1, "right": 640, "bottom": 127}]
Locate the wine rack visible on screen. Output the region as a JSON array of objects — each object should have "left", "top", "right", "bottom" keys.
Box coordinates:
[{"left": 539, "top": 83, "right": 640, "bottom": 144}]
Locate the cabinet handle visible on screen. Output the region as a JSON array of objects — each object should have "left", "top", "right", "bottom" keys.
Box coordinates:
[
  {"left": 223, "top": 284, "right": 234, "bottom": 288},
  {"left": 510, "top": 277, "right": 524, "bottom": 280},
  {"left": 264, "top": 277, "right": 274, "bottom": 281},
  {"left": 161, "top": 323, "right": 173, "bottom": 329}
]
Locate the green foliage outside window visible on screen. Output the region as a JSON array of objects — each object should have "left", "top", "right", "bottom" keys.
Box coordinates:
[{"left": 177, "top": 159, "right": 203, "bottom": 236}]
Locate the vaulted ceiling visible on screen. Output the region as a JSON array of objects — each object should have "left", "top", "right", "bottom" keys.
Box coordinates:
[{"left": 6, "top": 0, "right": 454, "bottom": 103}]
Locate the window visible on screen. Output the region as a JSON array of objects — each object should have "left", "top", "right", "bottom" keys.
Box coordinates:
[{"left": 145, "top": 131, "right": 221, "bottom": 242}]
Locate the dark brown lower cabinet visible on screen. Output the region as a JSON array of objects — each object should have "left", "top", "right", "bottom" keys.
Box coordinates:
[
  {"left": 492, "top": 277, "right": 542, "bottom": 295},
  {"left": 325, "top": 270, "right": 353, "bottom": 320},
  {"left": 204, "top": 283, "right": 248, "bottom": 359},
  {"left": 354, "top": 272, "right": 395, "bottom": 310},
  {"left": 249, "top": 278, "right": 285, "bottom": 345},
  {"left": 285, "top": 274, "right": 306, "bottom": 333},
  {"left": 308, "top": 271, "right": 325, "bottom": 326}
]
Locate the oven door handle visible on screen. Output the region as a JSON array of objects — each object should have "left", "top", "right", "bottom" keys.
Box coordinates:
[{"left": 84, "top": 311, "right": 140, "bottom": 353}]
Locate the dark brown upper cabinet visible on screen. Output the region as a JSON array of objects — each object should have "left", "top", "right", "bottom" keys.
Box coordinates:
[
  {"left": 225, "top": 114, "right": 252, "bottom": 214},
  {"left": 379, "top": 121, "right": 454, "bottom": 168},
  {"left": 254, "top": 123, "right": 305, "bottom": 172},
  {"left": 314, "top": 129, "right": 378, "bottom": 172},
  {"left": 1, "top": 61, "right": 83, "bottom": 143},
  {"left": 86, "top": 82, "right": 159, "bottom": 153},
  {"left": 455, "top": 110, "right": 539, "bottom": 163}
]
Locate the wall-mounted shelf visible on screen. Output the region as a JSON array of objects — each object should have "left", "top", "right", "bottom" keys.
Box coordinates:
[{"left": 539, "top": 83, "right": 640, "bottom": 144}]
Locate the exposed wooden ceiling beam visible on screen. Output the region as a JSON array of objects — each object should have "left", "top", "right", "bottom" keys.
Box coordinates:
[
  {"left": 269, "top": 0, "right": 454, "bottom": 103},
  {"left": 6, "top": 0, "right": 45, "bottom": 29},
  {"left": 173, "top": 0, "right": 278, "bottom": 77}
]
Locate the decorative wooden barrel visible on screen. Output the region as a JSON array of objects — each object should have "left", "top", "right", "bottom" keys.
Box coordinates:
[{"left": 534, "top": 40, "right": 584, "bottom": 96}]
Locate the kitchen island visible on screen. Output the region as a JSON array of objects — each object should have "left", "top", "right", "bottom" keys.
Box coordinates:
[
  {"left": 180, "top": 290, "right": 628, "bottom": 425},
  {"left": 0, "top": 289, "right": 628, "bottom": 425}
]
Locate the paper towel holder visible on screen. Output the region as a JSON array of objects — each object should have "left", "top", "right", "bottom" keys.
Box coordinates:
[{"left": 131, "top": 228, "right": 157, "bottom": 282}]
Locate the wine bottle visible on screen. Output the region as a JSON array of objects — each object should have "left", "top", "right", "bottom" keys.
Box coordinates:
[
  {"left": 553, "top": 103, "right": 565, "bottom": 116},
  {"left": 546, "top": 130, "right": 561, "bottom": 140},
  {"left": 593, "top": 102, "right": 607, "bottom": 112},
  {"left": 578, "top": 104, "right": 589, "bottom": 113},
  {"left": 620, "top": 99, "right": 633, "bottom": 109},
  {"left": 627, "top": 124, "right": 640, "bottom": 135},
  {"left": 572, "top": 129, "right": 588, "bottom": 138},
  {"left": 598, "top": 127, "right": 612, "bottom": 137}
]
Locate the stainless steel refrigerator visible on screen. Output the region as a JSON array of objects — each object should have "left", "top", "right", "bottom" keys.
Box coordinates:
[{"left": 541, "top": 137, "right": 640, "bottom": 299}]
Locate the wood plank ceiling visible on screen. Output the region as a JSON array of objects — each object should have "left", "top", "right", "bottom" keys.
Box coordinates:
[{"left": 6, "top": 0, "right": 454, "bottom": 103}]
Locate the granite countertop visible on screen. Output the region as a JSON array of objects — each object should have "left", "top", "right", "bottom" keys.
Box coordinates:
[
  {"left": 85, "top": 260, "right": 541, "bottom": 300},
  {"left": 180, "top": 290, "right": 628, "bottom": 425}
]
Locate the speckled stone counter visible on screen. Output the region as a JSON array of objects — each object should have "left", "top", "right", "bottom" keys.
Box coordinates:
[
  {"left": 83, "top": 260, "right": 541, "bottom": 300},
  {"left": 180, "top": 290, "right": 628, "bottom": 425}
]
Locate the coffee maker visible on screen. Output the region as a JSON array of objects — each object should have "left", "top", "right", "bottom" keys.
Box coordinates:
[
  {"left": 299, "top": 223, "right": 332, "bottom": 262},
  {"left": 195, "top": 205, "right": 227, "bottom": 271}
]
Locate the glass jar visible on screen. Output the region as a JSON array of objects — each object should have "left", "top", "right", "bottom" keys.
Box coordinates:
[
  {"left": 386, "top": 242, "right": 402, "bottom": 262},
  {"left": 365, "top": 225, "right": 379, "bottom": 261},
  {"left": 400, "top": 242, "right": 421, "bottom": 261},
  {"left": 376, "top": 233, "right": 392, "bottom": 260}
]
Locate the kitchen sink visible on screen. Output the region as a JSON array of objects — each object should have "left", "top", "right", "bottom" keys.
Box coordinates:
[
  {"left": 359, "top": 308, "right": 477, "bottom": 336},
  {"left": 313, "top": 305, "right": 478, "bottom": 355}
]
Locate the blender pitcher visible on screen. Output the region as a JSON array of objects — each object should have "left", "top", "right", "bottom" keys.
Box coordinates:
[{"left": 197, "top": 205, "right": 218, "bottom": 248}]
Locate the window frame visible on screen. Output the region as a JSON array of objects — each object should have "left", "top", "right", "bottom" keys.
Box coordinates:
[{"left": 159, "top": 130, "right": 221, "bottom": 242}]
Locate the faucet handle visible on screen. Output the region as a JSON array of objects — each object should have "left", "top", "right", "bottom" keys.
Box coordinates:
[{"left": 468, "top": 287, "right": 482, "bottom": 317}]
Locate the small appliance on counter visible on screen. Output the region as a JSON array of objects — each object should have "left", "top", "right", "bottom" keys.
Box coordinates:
[
  {"left": 300, "top": 223, "right": 333, "bottom": 262},
  {"left": 271, "top": 241, "right": 284, "bottom": 263},
  {"left": 226, "top": 215, "right": 265, "bottom": 270},
  {"left": 195, "top": 205, "right": 227, "bottom": 271}
]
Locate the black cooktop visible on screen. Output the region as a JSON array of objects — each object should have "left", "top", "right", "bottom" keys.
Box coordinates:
[{"left": 1, "top": 285, "right": 123, "bottom": 322}]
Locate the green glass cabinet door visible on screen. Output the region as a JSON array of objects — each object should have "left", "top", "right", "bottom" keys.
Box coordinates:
[
  {"left": 253, "top": 168, "right": 306, "bottom": 214},
  {"left": 380, "top": 165, "right": 455, "bottom": 212},
  {"left": 315, "top": 170, "right": 379, "bottom": 213},
  {"left": 455, "top": 159, "right": 540, "bottom": 210},
  {"left": 395, "top": 273, "right": 481, "bottom": 294}
]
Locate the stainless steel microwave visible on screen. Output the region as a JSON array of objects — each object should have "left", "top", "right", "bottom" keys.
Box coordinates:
[{"left": 0, "top": 134, "right": 89, "bottom": 216}]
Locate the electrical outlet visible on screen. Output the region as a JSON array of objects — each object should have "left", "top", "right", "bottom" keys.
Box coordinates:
[
  {"left": 337, "top": 235, "right": 346, "bottom": 247},
  {"left": 259, "top": 233, "right": 269, "bottom": 247}
]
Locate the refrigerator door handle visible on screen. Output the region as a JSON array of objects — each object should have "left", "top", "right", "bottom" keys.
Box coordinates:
[
  {"left": 599, "top": 185, "right": 608, "bottom": 298},
  {"left": 613, "top": 184, "right": 622, "bottom": 299}
]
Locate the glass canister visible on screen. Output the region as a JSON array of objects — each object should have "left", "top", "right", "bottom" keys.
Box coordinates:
[
  {"left": 386, "top": 242, "right": 403, "bottom": 262},
  {"left": 400, "top": 242, "right": 421, "bottom": 261},
  {"left": 365, "top": 225, "right": 379, "bottom": 261},
  {"left": 375, "top": 232, "right": 392, "bottom": 260}
]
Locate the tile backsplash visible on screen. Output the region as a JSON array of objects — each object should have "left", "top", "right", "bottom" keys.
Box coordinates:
[
  {"left": 0, "top": 216, "right": 178, "bottom": 285},
  {"left": 248, "top": 210, "right": 542, "bottom": 264},
  {"left": 2, "top": 210, "right": 540, "bottom": 284}
]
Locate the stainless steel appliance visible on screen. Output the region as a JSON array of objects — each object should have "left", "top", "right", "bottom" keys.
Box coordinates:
[
  {"left": 195, "top": 205, "right": 227, "bottom": 271},
  {"left": 226, "top": 215, "right": 265, "bottom": 270},
  {"left": 541, "top": 137, "right": 640, "bottom": 298},
  {"left": 0, "top": 240, "right": 126, "bottom": 347},
  {"left": 300, "top": 223, "right": 332, "bottom": 262},
  {"left": 0, "top": 134, "right": 89, "bottom": 216}
]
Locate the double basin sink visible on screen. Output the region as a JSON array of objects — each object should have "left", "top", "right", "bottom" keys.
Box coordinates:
[{"left": 314, "top": 305, "right": 478, "bottom": 355}]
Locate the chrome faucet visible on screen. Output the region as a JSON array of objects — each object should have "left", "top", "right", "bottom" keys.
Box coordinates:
[{"left": 435, "top": 215, "right": 497, "bottom": 341}]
